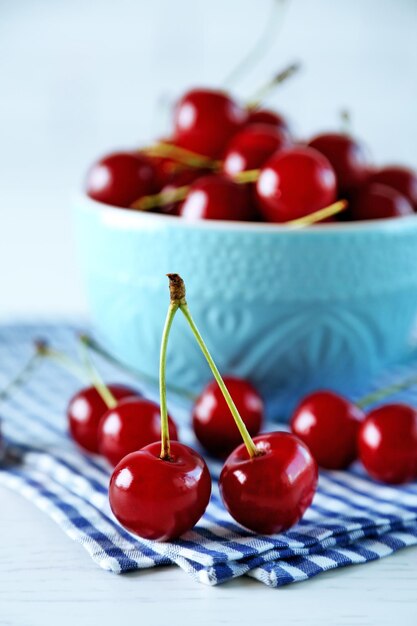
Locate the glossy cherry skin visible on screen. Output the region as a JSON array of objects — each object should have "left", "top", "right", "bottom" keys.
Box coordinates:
[
  {"left": 158, "top": 167, "right": 211, "bottom": 216},
  {"left": 255, "top": 146, "right": 337, "bottom": 223},
  {"left": 180, "top": 173, "right": 256, "bottom": 221},
  {"left": 349, "top": 183, "right": 414, "bottom": 220},
  {"left": 86, "top": 152, "right": 157, "bottom": 208},
  {"left": 67, "top": 384, "right": 139, "bottom": 453},
  {"left": 246, "top": 109, "right": 290, "bottom": 134},
  {"left": 173, "top": 89, "right": 248, "bottom": 158},
  {"left": 367, "top": 166, "right": 417, "bottom": 210},
  {"left": 98, "top": 397, "right": 178, "bottom": 466},
  {"left": 109, "top": 441, "right": 212, "bottom": 540},
  {"left": 192, "top": 377, "right": 264, "bottom": 458},
  {"left": 358, "top": 404, "right": 417, "bottom": 484},
  {"left": 219, "top": 432, "right": 318, "bottom": 534},
  {"left": 222, "top": 124, "right": 290, "bottom": 177},
  {"left": 290, "top": 390, "right": 365, "bottom": 469},
  {"left": 307, "top": 133, "right": 369, "bottom": 195}
]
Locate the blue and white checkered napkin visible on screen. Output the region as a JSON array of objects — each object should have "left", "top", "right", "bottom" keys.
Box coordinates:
[{"left": 1, "top": 322, "right": 417, "bottom": 587}]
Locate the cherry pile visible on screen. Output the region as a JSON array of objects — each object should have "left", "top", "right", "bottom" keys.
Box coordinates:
[{"left": 85, "top": 85, "right": 417, "bottom": 223}]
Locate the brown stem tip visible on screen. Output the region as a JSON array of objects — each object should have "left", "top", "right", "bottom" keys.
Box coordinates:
[
  {"left": 167, "top": 274, "right": 186, "bottom": 305},
  {"left": 34, "top": 339, "right": 49, "bottom": 355}
]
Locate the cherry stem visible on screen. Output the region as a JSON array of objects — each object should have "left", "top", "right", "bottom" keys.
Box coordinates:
[
  {"left": 35, "top": 341, "right": 89, "bottom": 383},
  {"left": 78, "top": 340, "right": 118, "bottom": 409},
  {"left": 356, "top": 374, "right": 417, "bottom": 410},
  {"left": 340, "top": 109, "right": 352, "bottom": 134},
  {"left": 246, "top": 61, "right": 301, "bottom": 110},
  {"left": 285, "top": 200, "right": 347, "bottom": 228},
  {"left": 159, "top": 301, "right": 180, "bottom": 460},
  {"left": 223, "top": 0, "right": 290, "bottom": 88},
  {"left": 0, "top": 348, "right": 42, "bottom": 406},
  {"left": 143, "top": 142, "right": 219, "bottom": 170},
  {"left": 166, "top": 274, "right": 259, "bottom": 459},
  {"left": 130, "top": 184, "right": 189, "bottom": 211},
  {"left": 79, "top": 334, "right": 196, "bottom": 400}
]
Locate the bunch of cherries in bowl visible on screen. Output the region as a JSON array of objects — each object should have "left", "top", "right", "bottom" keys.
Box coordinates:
[
  {"left": 21, "top": 275, "right": 416, "bottom": 543},
  {"left": 85, "top": 82, "right": 417, "bottom": 224}
]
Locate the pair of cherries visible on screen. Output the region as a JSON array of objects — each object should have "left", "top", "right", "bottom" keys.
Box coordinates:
[
  {"left": 67, "top": 384, "right": 178, "bottom": 466},
  {"left": 291, "top": 390, "right": 417, "bottom": 484},
  {"left": 109, "top": 274, "right": 318, "bottom": 541}
]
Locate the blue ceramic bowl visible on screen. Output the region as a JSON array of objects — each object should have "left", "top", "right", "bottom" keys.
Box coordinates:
[{"left": 74, "top": 195, "right": 417, "bottom": 419}]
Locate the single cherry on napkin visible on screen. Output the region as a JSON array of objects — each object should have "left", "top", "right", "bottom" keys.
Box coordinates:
[
  {"left": 290, "top": 390, "right": 365, "bottom": 470},
  {"left": 358, "top": 403, "right": 417, "bottom": 484},
  {"left": 220, "top": 432, "right": 318, "bottom": 534},
  {"left": 109, "top": 274, "right": 211, "bottom": 541},
  {"left": 98, "top": 397, "right": 178, "bottom": 466},
  {"left": 192, "top": 377, "right": 264, "bottom": 458}
]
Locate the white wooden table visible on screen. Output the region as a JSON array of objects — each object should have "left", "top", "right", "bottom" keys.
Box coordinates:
[{"left": 1, "top": 485, "right": 416, "bottom": 626}]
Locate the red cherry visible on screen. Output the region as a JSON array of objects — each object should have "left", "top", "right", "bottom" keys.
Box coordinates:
[
  {"left": 158, "top": 167, "right": 211, "bottom": 216},
  {"left": 367, "top": 166, "right": 417, "bottom": 210},
  {"left": 246, "top": 109, "right": 290, "bottom": 134},
  {"left": 192, "top": 377, "right": 264, "bottom": 458},
  {"left": 147, "top": 155, "right": 184, "bottom": 190},
  {"left": 98, "top": 397, "right": 178, "bottom": 466},
  {"left": 290, "top": 391, "right": 365, "bottom": 470},
  {"left": 349, "top": 183, "right": 414, "bottom": 220},
  {"left": 86, "top": 152, "right": 157, "bottom": 208},
  {"left": 222, "top": 124, "right": 290, "bottom": 177},
  {"left": 219, "top": 432, "right": 318, "bottom": 534},
  {"left": 255, "top": 147, "right": 337, "bottom": 222},
  {"left": 109, "top": 441, "right": 212, "bottom": 540},
  {"left": 358, "top": 404, "right": 417, "bottom": 484},
  {"left": 67, "top": 384, "right": 139, "bottom": 453},
  {"left": 307, "top": 133, "right": 369, "bottom": 195},
  {"left": 180, "top": 173, "right": 256, "bottom": 221},
  {"left": 173, "top": 89, "right": 248, "bottom": 159}
]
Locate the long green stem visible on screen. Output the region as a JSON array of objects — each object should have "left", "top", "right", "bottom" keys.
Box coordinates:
[
  {"left": 179, "top": 302, "right": 259, "bottom": 459},
  {"left": 37, "top": 344, "right": 89, "bottom": 384},
  {"left": 80, "top": 334, "right": 196, "bottom": 401},
  {"left": 78, "top": 340, "right": 117, "bottom": 409},
  {"left": 0, "top": 351, "right": 41, "bottom": 405},
  {"left": 159, "top": 303, "right": 179, "bottom": 459},
  {"left": 222, "top": 0, "right": 290, "bottom": 89},
  {"left": 246, "top": 61, "right": 301, "bottom": 110},
  {"left": 356, "top": 374, "right": 417, "bottom": 410}
]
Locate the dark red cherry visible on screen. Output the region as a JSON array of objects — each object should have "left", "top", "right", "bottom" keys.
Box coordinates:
[
  {"left": 358, "top": 404, "right": 417, "bottom": 484},
  {"left": 222, "top": 124, "right": 290, "bottom": 177},
  {"left": 173, "top": 89, "right": 248, "bottom": 159},
  {"left": 109, "top": 441, "right": 212, "bottom": 540},
  {"left": 307, "top": 133, "right": 369, "bottom": 195},
  {"left": 219, "top": 432, "right": 318, "bottom": 534},
  {"left": 255, "top": 146, "right": 337, "bottom": 223},
  {"left": 98, "top": 397, "right": 178, "bottom": 466},
  {"left": 290, "top": 390, "right": 365, "bottom": 469},
  {"left": 246, "top": 109, "right": 290, "bottom": 134},
  {"left": 180, "top": 173, "right": 256, "bottom": 221},
  {"left": 67, "top": 384, "right": 139, "bottom": 453},
  {"left": 158, "top": 167, "right": 211, "bottom": 216},
  {"left": 367, "top": 166, "right": 417, "bottom": 210},
  {"left": 86, "top": 152, "right": 157, "bottom": 208},
  {"left": 192, "top": 377, "right": 264, "bottom": 458},
  {"left": 349, "top": 183, "right": 414, "bottom": 220}
]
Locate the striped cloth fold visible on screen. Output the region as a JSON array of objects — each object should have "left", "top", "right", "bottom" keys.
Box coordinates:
[{"left": 0, "top": 322, "right": 416, "bottom": 587}]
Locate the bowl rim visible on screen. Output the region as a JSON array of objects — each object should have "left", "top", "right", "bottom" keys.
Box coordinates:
[{"left": 76, "top": 193, "right": 417, "bottom": 234}]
